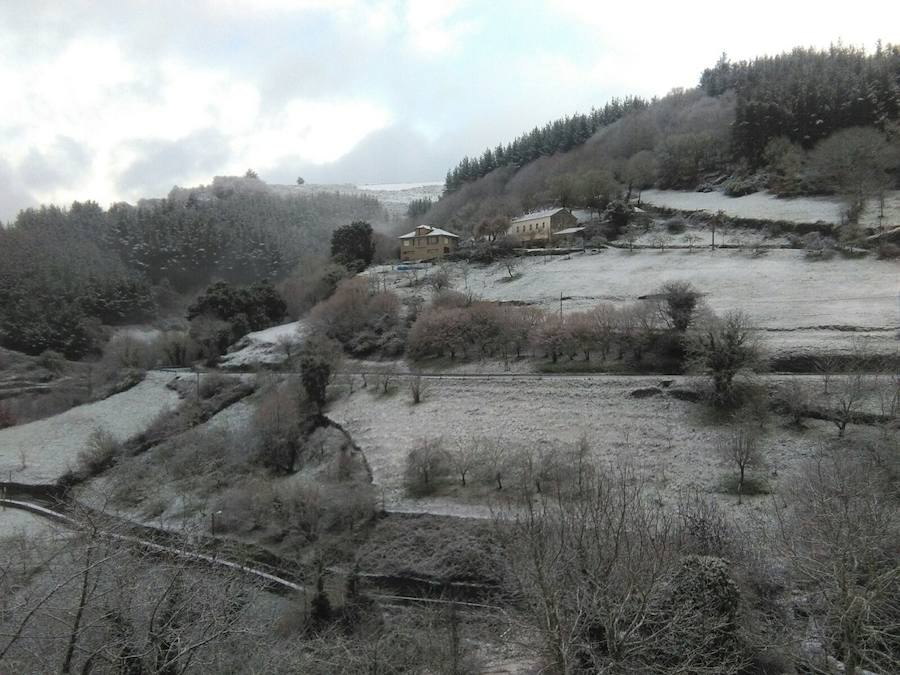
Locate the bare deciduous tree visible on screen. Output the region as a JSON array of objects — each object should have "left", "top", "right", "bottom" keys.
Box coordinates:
[
  {"left": 408, "top": 372, "right": 429, "bottom": 404},
  {"left": 719, "top": 426, "right": 764, "bottom": 504}
]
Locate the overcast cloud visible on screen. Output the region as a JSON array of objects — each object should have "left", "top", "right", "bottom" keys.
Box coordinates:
[{"left": 0, "top": 0, "right": 896, "bottom": 221}]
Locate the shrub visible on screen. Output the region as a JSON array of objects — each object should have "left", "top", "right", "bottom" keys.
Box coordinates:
[
  {"left": 76, "top": 428, "right": 122, "bottom": 477},
  {"left": 36, "top": 350, "right": 66, "bottom": 373},
  {"left": 802, "top": 232, "right": 836, "bottom": 259},
  {"left": 309, "top": 278, "right": 403, "bottom": 357},
  {"left": 723, "top": 176, "right": 761, "bottom": 196},
  {"left": 877, "top": 242, "right": 900, "bottom": 259},
  {"left": 664, "top": 217, "right": 687, "bottom": 234},
  {"left": 404, "top": 438, "right": 450, "bottom": 496},
  {"left": 690, "top": 311, "right": 761, "bottom": 407},
  {"left": 409, "top": 373, "right": 428, "bottom": 404},
  {"left": 655, "top": 555, "right": 742, "bottom": 668}
]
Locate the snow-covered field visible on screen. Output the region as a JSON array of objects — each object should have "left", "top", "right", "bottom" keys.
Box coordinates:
[
  {"left": 220, "top": 321, "right": 306, "bottom": 368},
  {"left": 327, "top": 374, "right": 848, "bottom": 518},
  {"left": 0, "top": 507, "right": 62, "bottom": 540},
  {"left": 0, "top": 371, "right": 182, "bottom": 484},
  {"left": 642, "top": 189, "right": 900, "bottom": 227},
  {"left": 465, "top": 249, "right": 897, "bottom": 328},
  {"left": 642, "top": 189, "right": 843, "bottom": 223}
]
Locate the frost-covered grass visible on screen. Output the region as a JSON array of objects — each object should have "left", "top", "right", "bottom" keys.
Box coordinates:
[
  {"left": 0, "top": 508, "right": 62, "bottom": 540},
  {"left": 327, "top": 373, "right": 876, "bottom": 518},
  {"left": 464, "top": 249, "right": 898, "bottom": 330},
  {"left": 642, "top": 189, "right": 844, "bottom": 223},
  {"left": 0, "top": 371, "right": 181, "bottom": 485},
  {"left": 641, "top": 188, "right": 900, "bottom": 228}
]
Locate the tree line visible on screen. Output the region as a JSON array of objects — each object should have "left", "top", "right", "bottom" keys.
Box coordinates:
[{"left": 443, "top": 96, "right": 650, "bottom": 193}]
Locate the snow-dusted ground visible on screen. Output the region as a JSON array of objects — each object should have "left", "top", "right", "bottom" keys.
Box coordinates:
[
  {"left": 642, "top": 189, "right": 843, "bottom": 223},
  {"left": 0, "top": 507, "right": 63, "bottom": 540},
  {"left": 642, "top": 189, "right": 900, "bottom": 227},
  {"left": 372, "top": 250, "right": 900, "bottom": 351},
  {"left": 220, "top": 321, "right": 306, "bottom": 368},
  {"left": 0, "top": 371, "right": 182, "bottom": 484},
  {"left": 78, "top": 397, "right": 258, "bottom": 528},
  {"left": 328, "top": 374, "right": 852, "bottom": 518}
]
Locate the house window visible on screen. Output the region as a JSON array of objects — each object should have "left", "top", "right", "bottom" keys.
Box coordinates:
[
  {"left": 403, "top": 240, "right": 410, "bottom": 247},
  {"left": 428, "top": 236, "right": 437, "bottom": 244}
]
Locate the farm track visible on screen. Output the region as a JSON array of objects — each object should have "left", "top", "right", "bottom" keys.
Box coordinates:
[{"left": 0, "top": 484, "right": 505, "bottom": 611}]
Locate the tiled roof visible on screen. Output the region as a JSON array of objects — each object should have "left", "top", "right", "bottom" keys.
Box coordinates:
[
  {"left": 511, "top": 208, "right": 570, "bottom": 223},
  {"left": 399, "top": 226, "right": 460, "bottom": 239}
]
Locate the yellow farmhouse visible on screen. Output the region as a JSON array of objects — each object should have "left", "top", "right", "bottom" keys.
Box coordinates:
[
  {"left": 508, "top": 207, "right": 577, "bottom": 245},
  {"left": 399, "top": 225, "right": 460, "bottom": 261}
]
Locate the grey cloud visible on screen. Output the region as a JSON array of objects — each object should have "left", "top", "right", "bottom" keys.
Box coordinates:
[
  {"left": 0, "top": 158, "right": 38, "bottom": 224},
  {"left": 268, "top": 124, "right": 459, "bottom": 185},
  {"left": 18, "top": 136, "right": 92, "bottom": 191},
  {"left": 117, "top": 129, "right": 232, "bottom": 196}
]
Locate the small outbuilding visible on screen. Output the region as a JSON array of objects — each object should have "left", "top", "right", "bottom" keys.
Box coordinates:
[
  {"left": 508, "top": 208, "right": 577, "bottom": 245},
  {"left": 551, "top": 226, "right": 587, "bottom": 247},
  {"left": 399, "top": 225, "right": 460, "bottom": 261}
]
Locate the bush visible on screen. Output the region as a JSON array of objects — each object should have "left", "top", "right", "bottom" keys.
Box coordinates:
[
  {"left": 877, "top": 242, "right": 900, "bottom": 259},
  {"left": 76, "top": 428, "right": 122, "bottom": 477},
  {"left": 309, "top": 278, "right": 404, "bottom": 357},
  {"left": 656, "top": 555, "right": 742, "bottom": 667},
  {"left": 802, "top": 232, "right": 836, "bottom": 259},
  {"left": 723, "top": 176, "right": 761, "bottom": 197},
  {"left": 36, "top": 350, "right": 66, "bottom": 373},
  {"left": 664, "top": 217, "right": 687, "bottom": 234},
  {"left": 404, "top": 438, "right": 450, "bottom": 496}
]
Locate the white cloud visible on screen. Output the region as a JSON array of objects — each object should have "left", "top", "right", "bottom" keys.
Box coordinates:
[
  {"left": 405, "top": 0, "right": 478, "bottom": 56},
  {"left": 0, "top": 33, "right": 392, "bottom": 209},
  {"left": 547, "top": 0, "right": 900, "bottom": 93}
]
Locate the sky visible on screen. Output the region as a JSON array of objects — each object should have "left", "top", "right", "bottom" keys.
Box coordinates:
[{"left": 0, "top": 0, "right": 896, "bottom": 222}]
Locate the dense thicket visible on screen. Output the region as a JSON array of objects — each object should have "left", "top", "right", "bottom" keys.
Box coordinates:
[
  {"left": 0, "top": 187, "right": 385, "bottom": 357},
  {"left": 444, "top": 96, "right": 650, "bottom": 193},
  {"left": 700, "top": 44, "right": 900, "bottom": 165}
]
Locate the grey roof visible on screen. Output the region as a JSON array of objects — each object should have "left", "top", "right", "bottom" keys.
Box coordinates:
[
  {"left": 399, "top": 225, "right": 460, "bottom": 239},
  {"left": 511, "top": 207, "right": 570, "bottom": 223},
  {"left": 552, "top": 226, "right": 586, "bottom": 236}
]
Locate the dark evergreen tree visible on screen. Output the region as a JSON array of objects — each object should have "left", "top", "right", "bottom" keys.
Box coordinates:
[{"left": 330, "top": 221, "right": 374, "bottom": 269}]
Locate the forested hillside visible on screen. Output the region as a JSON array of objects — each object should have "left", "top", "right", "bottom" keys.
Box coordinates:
[
  {"left": 427, "top": 44, "right": 900, "bottom": 235},
  {"left": 0, "top": 186, "right": 386, "bottom": 357},
  {"left": 701, "top": 44, "right": 900, "bottom": 164},
  {"left": 443, "top": 96, "right": 649, "bottom": 192}
]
